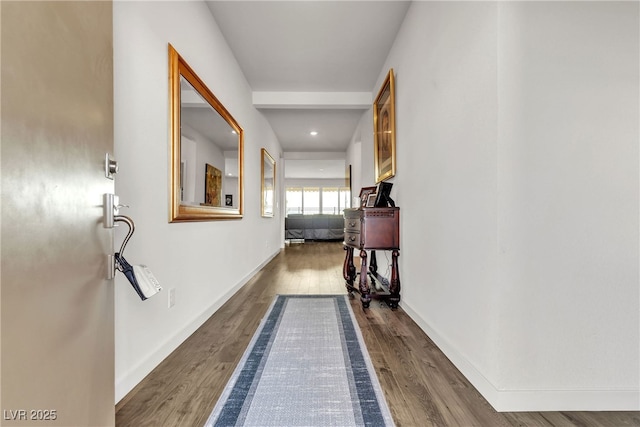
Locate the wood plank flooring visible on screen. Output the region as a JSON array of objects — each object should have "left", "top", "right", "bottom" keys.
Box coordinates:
[{"left": 116, "top": 242, "right": 640, "bottom": 427}]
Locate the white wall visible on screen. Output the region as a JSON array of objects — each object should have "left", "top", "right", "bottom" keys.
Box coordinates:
[
  {"left": 354, "top": 0, "right": 639, "bottom": 411},
  {"left": 346, "top": 128, "right": 363, "bottom": 208},
  {"left": 348, "top": 109, "right": 375, "bottom": 190},
  {"left": 285, "top": 178, "right": 348, "bottom": 188},
  {"left": 494, "top": 1, "right": 639, "bottom": 410},
  {"left": 113, "top": 1, "right": 282, "bottom": 402}
]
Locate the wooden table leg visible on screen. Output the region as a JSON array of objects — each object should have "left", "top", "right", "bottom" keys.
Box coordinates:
[
  {"left": 359, "top": 249, "right": 371, "bottom": 308},
  {"left": 388, "top": 249, "right": 401, "bottom": 308},
  {"left": 343, "top": 246, "right": 355, "bottom": 292},
  {"left": 368, "top": 250, "right": 378, "bottom": 276}
]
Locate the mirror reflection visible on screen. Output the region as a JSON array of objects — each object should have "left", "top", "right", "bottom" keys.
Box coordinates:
[
  {"left": 169, "top": 44, "right": 244, "bottom": 221},
  {"left": 261, "top": 148, "right": 275, "bottom": 217},
  {"left": 180, "top": 77, "right": 239, "bottom": 209}
]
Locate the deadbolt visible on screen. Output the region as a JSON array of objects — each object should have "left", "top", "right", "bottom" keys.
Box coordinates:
[{"left": 105, "top": 153, "right": 119, "bottom": 179}]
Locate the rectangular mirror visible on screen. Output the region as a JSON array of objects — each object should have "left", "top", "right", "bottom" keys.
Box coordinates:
[
  {"left": 169, "top": 44, "right": 244, "bottom": 221},
  {"left": 261, "top": 149, "right": 275, "bottom": 217}
]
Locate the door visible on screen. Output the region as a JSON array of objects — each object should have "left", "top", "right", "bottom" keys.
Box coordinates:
[{"left": 1, "top": 2, "right": 114, "bottom": 426}]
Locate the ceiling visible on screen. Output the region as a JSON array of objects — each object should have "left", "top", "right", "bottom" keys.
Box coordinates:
[{"left": 204, "top": 0, "right": 411, "bottom": 177}]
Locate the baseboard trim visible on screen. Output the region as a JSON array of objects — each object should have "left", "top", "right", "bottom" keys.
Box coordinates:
[
  {"left": 400, "top": 301, "right": 640, "bottom": 412},
  {"left": 494, "top": 388, "right": 640, "bottom": 412},
  {"left": 115, "top": 249, "right": 282, "bottom": 404}
]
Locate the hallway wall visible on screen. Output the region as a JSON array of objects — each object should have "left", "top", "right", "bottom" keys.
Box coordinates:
[
  {"left": 113, "top": 1, "right": 282, "bottom": 402},
  {"left": 353, "top": 1, "right": 640, "bottom": 411}
]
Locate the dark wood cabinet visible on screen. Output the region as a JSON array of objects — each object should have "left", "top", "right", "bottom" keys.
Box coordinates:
[{"left": 343, "top": 207, "right": 400, "bottom": 308}]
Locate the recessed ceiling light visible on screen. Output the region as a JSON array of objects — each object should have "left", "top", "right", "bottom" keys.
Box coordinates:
[
  {"left": 231, "top": 130, "right": 237, "bottom": 135},
  {"left": 310, "top": 131, "right": 318, "bottom": 136}
]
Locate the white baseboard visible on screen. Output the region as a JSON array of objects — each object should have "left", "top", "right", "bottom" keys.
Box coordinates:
[
  {"left": 493, "top": 388, "right": 640, "bottom": 412},
  {"left": 400, "top": 301, "right": 640, "bottom": 412},
  {"left": 115, "top": 249, "right": 281, "bottom": 404}
]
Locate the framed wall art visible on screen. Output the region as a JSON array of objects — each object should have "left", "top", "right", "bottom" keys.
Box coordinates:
[
  {"left": 373, "top": 68, "right": 396, "bottom": 183},
  {"left": 261, "top": 148, "right": 276, "bottom": 217},
  {"left": 204, "top": 163, "right": 222, "bottom": 206},
  {"left": 345, "top": 164, "right": 352, "bottom": 208}
]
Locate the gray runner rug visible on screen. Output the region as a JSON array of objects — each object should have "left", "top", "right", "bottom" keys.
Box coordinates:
[{"left": 204, "top": 295, "right": 395, "bottom": 427}]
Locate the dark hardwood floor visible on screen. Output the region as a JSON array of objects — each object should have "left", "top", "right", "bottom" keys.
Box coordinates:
[{"left": 116, "top": 242, "right": 640, "bottom": 427}]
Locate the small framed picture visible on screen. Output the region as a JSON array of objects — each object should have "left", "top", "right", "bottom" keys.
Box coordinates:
[
  {"left": 374, "top": 182, "right": 394, "bottom": 207},
  {"left": 366, "top": 193, "right": 377, "bottom": 208},
  {"left": 359, "top": 186, "right": 376, "bottom": 208}
]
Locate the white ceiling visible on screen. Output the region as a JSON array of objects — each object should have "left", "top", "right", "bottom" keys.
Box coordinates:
[
  {"left": 260, "top": 109, "right": 365, "bottom": 152},
  {"left": 205, "top": 0, "right": 411, "bottom": 176},
  {"left": 285, "top": 159, "right": 349, "bottom": 180}
]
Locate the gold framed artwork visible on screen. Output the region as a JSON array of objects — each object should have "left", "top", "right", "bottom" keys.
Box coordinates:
[
  {"left": 204, "top": 163, "right": 222, "bottom": 206},
  {"left": 373, "top": 68, "right": 396, "bottom": 183}
]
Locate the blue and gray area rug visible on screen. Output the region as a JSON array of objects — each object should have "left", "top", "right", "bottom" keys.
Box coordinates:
[{"left": 205, "top": 295, "right": 395, "bottom": 427}]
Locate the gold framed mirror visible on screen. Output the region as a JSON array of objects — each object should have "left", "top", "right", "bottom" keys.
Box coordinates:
[
  {"left": 169, "top": 44, "right": 244, "bottom": 221},
  {"left": 261, "top": 148, "right": 276, "bottom": 218}
]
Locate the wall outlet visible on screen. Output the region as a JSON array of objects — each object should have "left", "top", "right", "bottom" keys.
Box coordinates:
[{"left": 168, "top": 288, "right": 175, "bottom": 308}]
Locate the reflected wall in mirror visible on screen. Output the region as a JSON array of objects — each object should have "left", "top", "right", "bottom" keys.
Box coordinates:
[
  {"left": 261, "top": 148, "right": 276, "bottom": 218},
  {"left": 169, "top": 44, "right": 244, "bottom": 221}
]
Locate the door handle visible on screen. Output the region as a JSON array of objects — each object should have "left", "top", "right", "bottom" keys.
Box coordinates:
[{"left": 103, "top": 193, "right": 128, "bottom": 229}]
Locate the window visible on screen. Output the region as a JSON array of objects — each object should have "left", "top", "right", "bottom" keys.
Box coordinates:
[
  {"left": 322, "top": 188, "right": 339, "bottom": 214},
  {"left": 303, "top": 187, "right": 320, "bottom": 215},
  {"left": 285, "top": 186, "right": 351, "bottom": 216},
  {"left": 339, "top": 188, "right": 351, "bottom": 212},
  {"left": 285, "top": 187, "right": 302, "bottom": 215}
]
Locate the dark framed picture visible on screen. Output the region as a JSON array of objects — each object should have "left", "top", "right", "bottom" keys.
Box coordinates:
[
  {"left": 374, "top": 182, "right": 394, "bottom": 207},
  {"left": 373, "top": 69, "right": 396, "bottom": 183},
  {"left": 359, "top": 186, "right": 376, "bottom": 208},
  {"left": 225, "top": 194, "right": 233, "bottom": 207},
  {"left": 345, "top": 165, "right": 352, "bottom": 208}
]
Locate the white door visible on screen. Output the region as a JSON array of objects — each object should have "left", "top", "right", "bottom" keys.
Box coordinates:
[{"left": 1, "top": 2, "right": 115, "bottom": 426}]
